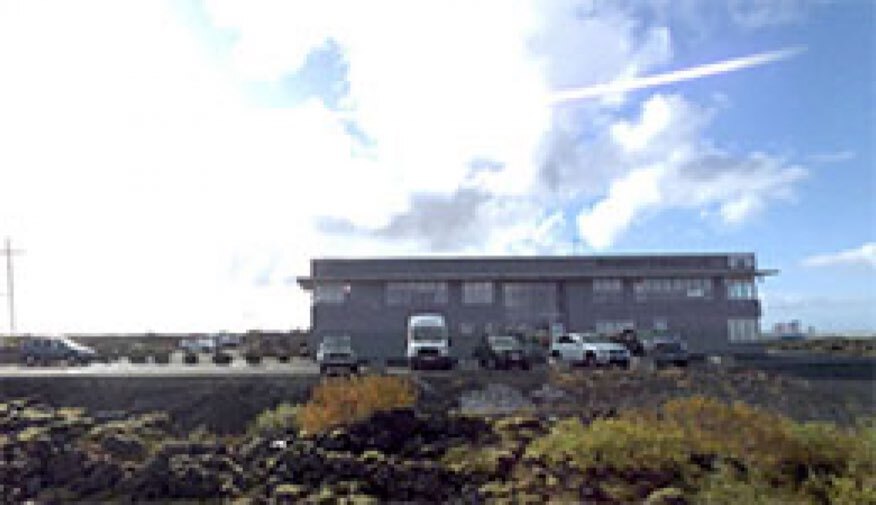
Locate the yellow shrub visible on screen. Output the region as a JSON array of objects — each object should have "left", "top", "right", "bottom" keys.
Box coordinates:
[
  {"left": 297, "top": 375, "right": 416, "bottom": 434},
  {"left": 526, "top": 395, "right": 874, "bottom": 501}
]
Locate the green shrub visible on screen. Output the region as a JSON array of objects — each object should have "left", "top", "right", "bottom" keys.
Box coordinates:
[
  {"left": 526, "top": 396, "right": 875, "bottom": 502},
  {"left": 297, "top": 375, "right": 416, "bottom": 434},
  {"left": 250, "top": 403, "right": 299, "bottom": 435}
]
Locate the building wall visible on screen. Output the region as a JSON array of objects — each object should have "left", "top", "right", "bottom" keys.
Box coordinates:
[{"left": 305, "top": 256, "right": 765, "bottom": 359}]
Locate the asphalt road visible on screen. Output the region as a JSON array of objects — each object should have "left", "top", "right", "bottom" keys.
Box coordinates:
[
  {"left": 1, "top": 351, "right": 873, "bottom": 380},
  {"left": 0, "top": 350, "right": 324, "bottom": 377}
]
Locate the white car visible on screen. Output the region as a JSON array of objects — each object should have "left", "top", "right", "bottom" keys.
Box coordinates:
[
  {"left": 179, "top": 337, "right": 217, "bottom": 353},
  {"left": 550, "top": 332, "right": 631, "bottom": 367}
]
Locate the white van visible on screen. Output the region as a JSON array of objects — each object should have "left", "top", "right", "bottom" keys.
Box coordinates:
[{"left": 406, "top": 313, "right": 453, "bottom": 370}]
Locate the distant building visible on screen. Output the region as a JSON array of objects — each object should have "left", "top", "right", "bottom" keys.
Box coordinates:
[
  {"left": 297, "top": 253, "right": 775, "bottom": 359},
  {"left": 773, "top": 320, "right": 805, "bottom": 340}
]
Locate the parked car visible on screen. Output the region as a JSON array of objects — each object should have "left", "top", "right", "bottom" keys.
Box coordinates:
[
  {"left": 473, "top": 334, "right": 531, "bottom": 370},
  {"left": 642, "top": 336, "right": 690, "bottom": 367},
  {"left": 19, "top": 336, "right": 97, "bottom": 366},
  {"left": 608, "top": 328, "right": 645, "bottom": 356},
  {"left": 214, "top": 333, "right": 241, "bottom": 349},
  {"left": 179, "top": 337, "right": 216, "bottom": 353},
  {"left": 406, "top": 313, "right": 453, "bottom": 370},
  {"left": 549, "top": 332, "right": 631, "bottom": 368},
  {"left": 316, "top": 335, "right": 359, "bottom": 375}
]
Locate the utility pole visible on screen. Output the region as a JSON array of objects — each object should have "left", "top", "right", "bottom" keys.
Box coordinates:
[{"left": 2, "top": 237, "right": 22, "bottom": 338}]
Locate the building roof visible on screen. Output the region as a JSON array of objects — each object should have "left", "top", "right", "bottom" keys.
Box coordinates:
[{"left": 297, "top": 254, "right": 776, "bottom": 289}]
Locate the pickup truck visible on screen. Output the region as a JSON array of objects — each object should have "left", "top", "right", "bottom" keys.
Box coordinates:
[
  {"left": 316, "top": 335, "right": 359, "bottom": 375},
  {"left": 549, "top": 332, "right": 631, "bottom": 368}
]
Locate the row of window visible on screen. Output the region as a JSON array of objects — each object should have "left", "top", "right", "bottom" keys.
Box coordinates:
[
  {"left": 313, "top": 278, "right": 758, "bottom": 305},
  {"left": 728, "top": 318, "right": 760, "bottom": 342},
  {"left": 455, "top": 317, "right": 761, "bottom": 342}
]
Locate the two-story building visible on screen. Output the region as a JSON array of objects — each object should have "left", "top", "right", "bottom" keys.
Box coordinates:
[{"left": 296, "top": 254, "right": 775, "bottom": 359}]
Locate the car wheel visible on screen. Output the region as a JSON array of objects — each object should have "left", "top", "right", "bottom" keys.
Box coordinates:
[{"left": 584, "top": 352, "right": 596, "bottom": 367}]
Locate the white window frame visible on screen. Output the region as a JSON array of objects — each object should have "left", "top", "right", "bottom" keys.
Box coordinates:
[
  {"left": 593, "top": 278, "right": 623, "bottom": 294},
  {"left": 385, "top": 281, "right": 449, "bottom": 306},
  {"left": 314, "top": 282, "right": 347, "bottom": 304},
  {"left": 462, "top": 282, "right": 494, "bottom": 305},
  {"left": 726, "top": 278, "right": 757, "bottom": 300},
  {"left": 728, "top": 318, "right": 760, "bottom": 342}
]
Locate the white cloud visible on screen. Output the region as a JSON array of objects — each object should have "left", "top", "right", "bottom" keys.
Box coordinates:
[
  {"left": 728, "top": 0, "right": 810, "bottom": 29},
  {"left": 577, "top": 166, "right": 663, "bottom": 249},
  {"left": 0, "top": 1, "right": 811, "bottom": 332},
  {"left": 573, "top": 94, "right": 806, "bottom": 249},
  {"left": 802, "top": 243, "right": 876, "bottom": 269},
  {"left": 807, "top": 150, "right": 856, "bottom": 164}
]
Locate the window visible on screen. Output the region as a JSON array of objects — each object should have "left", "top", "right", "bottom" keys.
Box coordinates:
[
  {"left": 592, "top": 278, "right": 623, "bottom": 303},
  {"left": 633, "top": 277, "right": 713, "bottom": 301},
  {"left": 459, "top": 322, "right": 476, "bottom": 336},
  {"left": 462, "top": 282, "right": 494, "bottom": 305},
  {"left": 728, "top": 318, "right": 759, "bottom": 342},
  {"left": 653, "top": 318, "right": 668, "bottom": 331},
  {"left": 385, "top": 281, "right": 448, "bottom": 306},
  {"left": 728, "top": 254, "right": 755, "bottom": 270},
  {"left": 726, "top": 278, "right": 757, "bottom": 300},
  {"left": 314, "top": 283, "right": 348, "bottom": 304},
  {"left": 503, "top": 282, "right": 559, "bottom": 323},
  {"left": 595, "top": 320, "right": 635, "bottom": 335},
  {"left": 593, "top": 278, "right": 622, "bottom": 293}
]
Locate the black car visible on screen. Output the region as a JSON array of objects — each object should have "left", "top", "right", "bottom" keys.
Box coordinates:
[
  {"left": 642, "top": 337, "right": 690, "bottom": 367},
  {"left": 473, "top": 335, "right": 530, "bottom": 370},
  {"left": 317, "top": 335, "right": 359, "bottom": 375}
]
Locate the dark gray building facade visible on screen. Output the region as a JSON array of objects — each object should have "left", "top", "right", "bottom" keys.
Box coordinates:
[{"left": 297, "top": 254, "right": 774, "bottom": 359}]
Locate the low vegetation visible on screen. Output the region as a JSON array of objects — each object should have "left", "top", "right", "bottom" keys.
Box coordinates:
[
  {"left": 296, "top": 375, "right": 417, "bottom": 433},
  {"left": 2, "top": 369, "right": 873, "bottom": 503},
  {"left": 768, "top": 336, "right": 876, "bottom": 357},
  {"left": 527, "top": 396, "right": 875, "bottom": 503}
]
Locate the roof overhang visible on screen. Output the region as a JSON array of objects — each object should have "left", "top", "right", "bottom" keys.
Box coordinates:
[{"left": 296, "top": 268, "right": 778, "bottom": 290}]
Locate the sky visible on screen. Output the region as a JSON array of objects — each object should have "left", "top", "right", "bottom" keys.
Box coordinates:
[{"left": 0, "top": 0, "right": 873, "bottom": 334}]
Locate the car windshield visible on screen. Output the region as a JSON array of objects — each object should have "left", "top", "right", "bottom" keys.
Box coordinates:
[
  {"left": 578, "top": 334, "right": 610, "bottom": 344},
  {"left": 654, "top": 342, "right": 684, "bottom": 352},
  {"left": 487, "top": 336, "right": 520, "bottom": 349},
  {"left": 322, "top": 345, "right": 352, "bottom": 354},
  {"left": 322, "top": 336, "right": 351, "bottom": 347},
  {"left": 411, "top": 326, "right": 446, "bottom": 342}
]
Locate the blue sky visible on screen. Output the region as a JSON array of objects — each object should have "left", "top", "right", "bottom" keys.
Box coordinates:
[{"left": 0, "top": 0, "right": 872, "bottom": 332}]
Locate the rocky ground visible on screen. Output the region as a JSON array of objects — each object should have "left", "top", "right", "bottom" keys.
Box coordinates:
[{"left": 1, "top": 365, "right": 873, "bottom": 503}]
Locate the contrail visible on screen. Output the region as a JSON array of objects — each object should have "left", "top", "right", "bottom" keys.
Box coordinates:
[{"left": 550, "top": 46, "right": 805, "bottom": 104}]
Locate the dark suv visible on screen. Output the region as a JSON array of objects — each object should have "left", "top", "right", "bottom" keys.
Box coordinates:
[
  {"left": 642, "top": 337, "right": 690, "bottom": 367},
  {"left": 473, "top": 335, "right": 531, "bottom": 370},
  {"left": 316, "top": 335, "right": 359, "bottom": 375},
  {"left": 20, "top": 336, "right": 97, "bottom": 366}
]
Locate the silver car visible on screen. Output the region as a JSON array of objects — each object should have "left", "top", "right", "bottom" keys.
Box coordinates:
[{"left": 20, "top": 336, "right": 97, "bottom": 366}]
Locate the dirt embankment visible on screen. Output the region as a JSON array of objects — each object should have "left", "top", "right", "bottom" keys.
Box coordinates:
[
  {"left": 0, "top": 375, "right": 319, "bottom": 433},
  {"left": 1, "top": 362, "right": 873, "bottom": 434}
]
